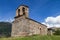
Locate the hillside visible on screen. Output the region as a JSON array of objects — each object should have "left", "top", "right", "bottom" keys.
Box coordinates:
[{"left": 0, "top": 22, "right": 12, "bottom": 37}]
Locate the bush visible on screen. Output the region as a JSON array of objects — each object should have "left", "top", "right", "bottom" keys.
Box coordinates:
[{"left": 54, "top": 29, "right": 60, "bottom": 35}]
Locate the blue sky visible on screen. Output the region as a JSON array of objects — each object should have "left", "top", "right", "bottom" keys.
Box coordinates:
[{"left": 0, "top": 0, "right": 60, "bottom": 27}]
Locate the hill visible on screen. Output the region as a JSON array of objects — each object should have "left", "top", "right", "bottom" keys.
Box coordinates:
[{"left": 0, "top": 22, "right": 12, "bottom": 37}]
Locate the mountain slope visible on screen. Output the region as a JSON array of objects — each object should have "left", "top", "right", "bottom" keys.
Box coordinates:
[{"left": 0, "top": 22, "right": 12, "bottom": 37}]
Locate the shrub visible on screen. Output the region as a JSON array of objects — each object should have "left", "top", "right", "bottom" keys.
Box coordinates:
[{"left": 54, "top": 29, "right": 60, "bottom": 35}]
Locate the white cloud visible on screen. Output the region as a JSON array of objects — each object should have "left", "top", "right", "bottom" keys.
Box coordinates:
[
  {"left": 5, "top": 18, "right": 14, "bottom": 22},
  {"left": 45, "top": 15, "right": 60, "bottom": 24},
  {"left": 0, "top": 18, "right": 14, "bottom": 22},
  {"left": 42, "top": 15, "right": 60, "bottom": 28}
]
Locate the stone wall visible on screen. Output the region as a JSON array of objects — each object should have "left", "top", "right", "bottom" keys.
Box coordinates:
[
  {"left": 11, "top": 16, "right": 29, "bottom": 37},
  {"left": 11, "top": 16, "right": 47, "bottom": 37},
  {"left": 28, "top": 20, "right": 47, "bottom": 35}
]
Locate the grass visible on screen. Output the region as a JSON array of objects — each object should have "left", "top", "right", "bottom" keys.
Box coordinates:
[{"left": 0, "top": 35, "right": 60, "bottom": 40}]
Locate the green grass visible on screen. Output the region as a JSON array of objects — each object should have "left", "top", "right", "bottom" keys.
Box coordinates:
[{"left": 0, "top": 35, "right": 60, "bottom": 40}]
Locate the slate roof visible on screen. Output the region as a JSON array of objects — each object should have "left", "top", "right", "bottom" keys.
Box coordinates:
[{"left": 14, "top": 15, "right": 47, "bottom": 27}]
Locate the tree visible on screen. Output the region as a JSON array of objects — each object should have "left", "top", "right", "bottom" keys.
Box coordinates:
[{"left": 54, "top": 29, "right": 60, "bottom": 35}]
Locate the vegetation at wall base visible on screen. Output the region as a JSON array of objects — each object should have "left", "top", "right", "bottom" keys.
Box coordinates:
[{"left": 0, "top": 35, "right": 60, "bottom": 40}]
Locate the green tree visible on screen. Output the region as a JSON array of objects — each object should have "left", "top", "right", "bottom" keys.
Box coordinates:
[{"left": 54, "top": 29, "right": 60, "bottom": 35}]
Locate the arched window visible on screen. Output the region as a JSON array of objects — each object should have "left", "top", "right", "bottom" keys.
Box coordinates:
[
  {"left": 18, "top": 9, "right": 20, "bottom": 16},
  {"left": 40, "top": 28, "right": 41, "bottom": 30},
  {"left": 22, "top": 7, "right": 25, "bottom": 15}
]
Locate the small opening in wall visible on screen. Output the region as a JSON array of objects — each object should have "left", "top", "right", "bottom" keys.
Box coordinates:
[
  {"left": 22, "top": 7, "right": 25, "bottom": 15},
  {"left": 18, "top": 9, "right": 20, "bottom": 16},
  {"left": 40, "top": 28, "right": 41, "bottom": 34},
  {"left": 40, "top": 28, "right": 41, "bottom": 30}
]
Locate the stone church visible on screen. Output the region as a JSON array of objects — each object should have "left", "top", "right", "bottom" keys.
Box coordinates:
[{"left": 11, "top": 5, "right": 47, "bottom": 37}]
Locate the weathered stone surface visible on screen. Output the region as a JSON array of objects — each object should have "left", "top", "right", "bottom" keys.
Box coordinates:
[{"left": 11, "top": 5, "right": 47, "bottom": 37}]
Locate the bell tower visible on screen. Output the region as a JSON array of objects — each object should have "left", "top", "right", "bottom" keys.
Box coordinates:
[
  {"left": 16, "top": 5, "right": 29, "bottom": 18},
  {"left": 11, "top": 5, "right": 29, "bottom": 37}
]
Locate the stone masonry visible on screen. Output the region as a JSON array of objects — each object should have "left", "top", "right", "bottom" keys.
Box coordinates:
[{"left": 11, "top": 5, "right": 47, "bottom": 37}]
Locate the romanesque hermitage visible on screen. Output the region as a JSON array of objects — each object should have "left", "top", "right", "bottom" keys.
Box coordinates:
[{"left": 11, "top": 5, "right": 47, "bottom": 37}]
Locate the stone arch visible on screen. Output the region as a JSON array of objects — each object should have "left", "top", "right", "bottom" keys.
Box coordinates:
[
  {"left": 18, "top": 9, "right": 20, "bottom": 16},
  {"left": 22, "top": 7, "right": 25, "bottom": 15}
]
